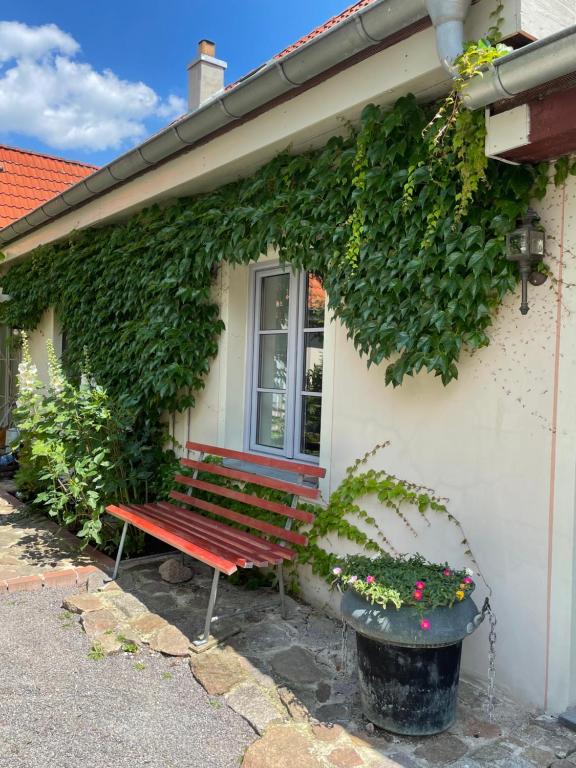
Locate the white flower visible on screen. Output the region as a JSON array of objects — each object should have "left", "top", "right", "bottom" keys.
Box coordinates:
[
  {"left": 332, "top": 567, "right": 342, "bottom": 576},
  {"left": 465, "top": 567, "right": 474, "bottom": 577},
  {"left": 348, "top": 575, "right": 358, "bottom": 583}
]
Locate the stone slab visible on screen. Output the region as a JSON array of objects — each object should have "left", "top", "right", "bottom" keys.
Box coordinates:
[
  {"left": 128, "top": 612, "right": 169, "bottom": 642},
  {"left": 414, "top": 734, "right": 468, "bottom": 765},
  {"left": 81, "top": 609, "right": 118, "bottom": 639},
  {"left": 191, "top": 647, "right": 249, "bottom": 696},
  {"left": 270, "top": 646, "right": 330, "bottom": 685},
  {"left": 149, "top": 625, "right": 190, "bottom": 657},
  {"left": 225, "top": 682, "right": 285, "bottom": 735},
  {"left": 241, "top": 724, "right": 324, "bottom": 768},
  {"left": 63, "top": 594, "right": 106, "bottom": 614}
]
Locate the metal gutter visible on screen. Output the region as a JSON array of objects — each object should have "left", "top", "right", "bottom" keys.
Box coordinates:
[
  {"left": 462, "top": 24, "right": 576, "bottom": 110},
  {"left": 0, "top": 0, "right": 437, "bottom": 247}
]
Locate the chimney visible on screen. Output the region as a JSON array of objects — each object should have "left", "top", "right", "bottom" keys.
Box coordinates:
[{"left": 187, "top": 39, "right": 227, "bottom": 111}]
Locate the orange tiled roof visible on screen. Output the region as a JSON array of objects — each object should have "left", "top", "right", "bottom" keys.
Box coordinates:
[
  {"left": 275, "top": 0, "right": 377, "bottom": 59},
  {"left": 0, "top": 145, "right": 97, "bottom": 228}
]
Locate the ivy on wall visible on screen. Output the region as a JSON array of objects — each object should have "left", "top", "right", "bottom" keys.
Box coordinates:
[{"left": 1, "top": 95, "right": 544, "bottom": 418}]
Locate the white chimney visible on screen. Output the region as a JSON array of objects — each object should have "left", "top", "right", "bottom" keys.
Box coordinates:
[{"left": 187, "top": 39, "right": 227, "bottom": 111}]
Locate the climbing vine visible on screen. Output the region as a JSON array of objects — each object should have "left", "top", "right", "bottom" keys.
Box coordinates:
[
  {"left": 0, "top": 35, "right": 548, "bottom": 479},
  {"left": 298, "top": 443, "right": 489, "bottom": 593}
]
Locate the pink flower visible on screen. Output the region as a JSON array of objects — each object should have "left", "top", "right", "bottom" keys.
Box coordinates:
[
  {"left": 415, "top": 581, "right": 426, "bottom": 590},
  {"left": 413, "top": 590, "right": 423, "bottom": 601},
  {"left": 463, "top": 576, "right": 473, "bottom": 585},
  {"left": 420, "top": 618, "right": 431, "bottom": 631},
  {"left": 348, "top": 575, "right": 358, "bottom": 583},
  {"left": 366, "top": 575, "right": 375, "bottom": 584},
  {"left": 443, "top": 568, "right": 452, "bottom": 577},
  {"left": 332, "top": 567, "right": 342, "bottom": 576}
]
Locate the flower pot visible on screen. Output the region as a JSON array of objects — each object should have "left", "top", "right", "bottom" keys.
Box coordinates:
[{"left": 341, "top": 589, "right": 480, "bottom": 735}]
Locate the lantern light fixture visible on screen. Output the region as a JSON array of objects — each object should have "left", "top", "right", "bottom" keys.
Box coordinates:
[{"left": 505, "top": 208, "right": 546, "bottom": 315}]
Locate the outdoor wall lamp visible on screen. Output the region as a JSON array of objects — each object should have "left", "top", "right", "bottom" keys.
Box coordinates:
[{"left": 505, "top": 208, "right": 546, "bottom": 315}]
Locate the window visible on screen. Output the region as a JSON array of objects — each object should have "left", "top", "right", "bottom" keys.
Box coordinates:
[{"left": 248, "top": 266, "right": 325, "bottom": 462}]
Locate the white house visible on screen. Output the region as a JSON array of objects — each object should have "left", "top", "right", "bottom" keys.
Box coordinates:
[{"left": 2, "top": 0, "right": 576, "bottom": 714}]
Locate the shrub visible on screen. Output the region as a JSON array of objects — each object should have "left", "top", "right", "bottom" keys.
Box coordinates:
[{"left": 13, "top": 336, "right": 176, "bottom": 552}]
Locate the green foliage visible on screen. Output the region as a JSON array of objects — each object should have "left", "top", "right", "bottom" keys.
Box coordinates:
[
  {"left": 336, "top": 553, "right": 473, "bottom": 611},
  {"left": 13, "top": 336, "right": 168, "bottom": 551},
  {"left": 117, "top": 635, "right": 139, "bottom": 654},
  {"left": 299, "top": 444, "right": 486, "bottom": 600},
  {"left": 1, "top": 92, "right": 540, "bottom": 412},
  {"left": 87, "top": 643, "right": 106, "bottom": 661}
]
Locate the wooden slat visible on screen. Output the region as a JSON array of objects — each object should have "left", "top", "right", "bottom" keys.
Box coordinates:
[
  {"left": 106, "top": 504, "right": 237, "bottom": 575},
  {"left": 181, "top": 458, "right": 320, "bottom": 500},
  {"left": 174, "top": 474, "right": 315, "bottom": 524},
  {"left": 154, "top": 501, "right": 295, "bottom": 561},
  {"left": 170, "top": 489, "right": 308, "bottom": 547},
  {"left": 139, "top": 503, "right": 281, "bottom": 567},
  {"left": 119, "top": 503, "right": 253, "bottom": 568},
  {"left": 134, "top": 504, "right": 270, "bottom": 567},
  {"left": 187, "top": 441, "right": 326, "bottom": 478}
]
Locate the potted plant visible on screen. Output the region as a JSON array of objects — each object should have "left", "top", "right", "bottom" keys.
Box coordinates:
[{"left": 335, "top": 553, "right": 484, "bottom": 736}]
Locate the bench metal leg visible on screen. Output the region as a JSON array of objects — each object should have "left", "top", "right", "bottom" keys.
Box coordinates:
[
  {"left": 194, "top": 569, "right": 220, "bottom": 646},
  {"left": 112, "top": 521, "right": 128, "bottom": 580},
  {"left": 278, "top": 563, "right": 287, "bottom": 620}
]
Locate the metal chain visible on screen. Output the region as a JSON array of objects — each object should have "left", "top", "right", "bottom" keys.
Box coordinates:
[{"left": 481, "top": 598, "right": 498, "bottom": 721}]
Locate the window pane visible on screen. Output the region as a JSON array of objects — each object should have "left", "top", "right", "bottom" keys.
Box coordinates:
[
  {"left": 259, "top": 334, "right": 287, "bottom": 390},
  {"left": 300, "top": 396, "right": 322, "bottom": 457},
  {"left": 304, "top": 274, "right": 325, "bottom": 329},
  {"left": 303, "top": 332, "right": 323, "bottom": 393},
  {"left": 257, "top": 392, "right": 286, "bottom": 449},
  {"left": 260, "top": 273, "right": 290, "bottom": 330}
]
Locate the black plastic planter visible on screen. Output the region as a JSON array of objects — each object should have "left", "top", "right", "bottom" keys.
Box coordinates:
[{"left": 341, "top": 590, "right": 481, "bottom": 735}]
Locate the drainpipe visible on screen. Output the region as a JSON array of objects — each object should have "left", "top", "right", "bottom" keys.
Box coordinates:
[{"left": 425, "top": 0, "right": 472, "bottom": 75}]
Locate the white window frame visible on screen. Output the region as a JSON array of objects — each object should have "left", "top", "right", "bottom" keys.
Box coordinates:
[{"left": 245, "top": 263, "right": 323, "bottom": 464}]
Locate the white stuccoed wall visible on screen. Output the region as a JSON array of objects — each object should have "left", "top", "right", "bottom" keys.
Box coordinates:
[{"left": 173, "top": 174, "right": 576, "bottom": 712}]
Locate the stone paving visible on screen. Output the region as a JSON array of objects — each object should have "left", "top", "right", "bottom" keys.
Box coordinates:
[
  {"left": 0, "top": 485, "right": 112, "bottom": 587},
  {"left": 65, "top": 555, "right": 576, "bottom": 768}
]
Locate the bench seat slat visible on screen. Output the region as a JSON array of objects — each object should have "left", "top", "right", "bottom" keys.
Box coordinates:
[
  {"left": 187, "top": 442, "right": 326, "bottom": 479},
  {"left": 140, "top": 503, "right": 284, "bottom": 566},
  {"left": 118, "top": 504, "right": 255, "bottom": 568},
  {"left": 181, "top": 458, "right": 320, "bottom": 500},
  {"left": 106, "top": 504, "right": 238, "bottom": 575},
  {"left": 170, "top": 489, "right": 308, "bottom": 547},
  {"left": 133, "top": 504, "right": 274, "bottom": 567},
  {"left": 153, "top": 501, "right": 295, "bottom": 561},
  {"left": 175, "top": 474, "right": 315, "bottom": 524}
]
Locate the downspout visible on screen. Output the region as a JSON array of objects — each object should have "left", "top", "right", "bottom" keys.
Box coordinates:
[{"left": 425, "top": 0, "right": 472, "bottom": 75}]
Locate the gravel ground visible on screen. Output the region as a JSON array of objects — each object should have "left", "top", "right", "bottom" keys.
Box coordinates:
[{"left": 0, "top": 586, "right": 256, "bottom": 768}]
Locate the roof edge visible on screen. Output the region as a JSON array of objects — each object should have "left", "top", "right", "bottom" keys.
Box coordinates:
[{"left": 0, "top": 0, "right": 429, "bottom": 248}]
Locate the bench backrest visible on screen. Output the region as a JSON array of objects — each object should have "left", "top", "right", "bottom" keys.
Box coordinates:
[{"left": 169, "top": 441, "right": 325, "bottom": 548}]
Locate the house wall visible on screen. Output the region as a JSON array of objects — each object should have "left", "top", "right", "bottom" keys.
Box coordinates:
[
  {"left": 167, "top": 175, "right": 576, "bottom": 713},
  {"left": 10, "top": 0, "right": 576, "bottom": 715}
]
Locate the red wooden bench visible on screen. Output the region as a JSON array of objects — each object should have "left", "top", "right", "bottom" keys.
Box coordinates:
[{"left": 106, "top": 441, "right": 325, "bottom": 646}]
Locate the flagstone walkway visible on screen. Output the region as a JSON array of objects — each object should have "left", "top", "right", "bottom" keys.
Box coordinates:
[
  {"left": 0, "top": 491, "right": 575, "bottom": 767},
  {"left": 0, "top": 487, "right": 113, "bottom": 589}
]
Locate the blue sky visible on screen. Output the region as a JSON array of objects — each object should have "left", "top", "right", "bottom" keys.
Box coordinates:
[{"left": 0, "top": 0, "right": 351, "bottom": 166}]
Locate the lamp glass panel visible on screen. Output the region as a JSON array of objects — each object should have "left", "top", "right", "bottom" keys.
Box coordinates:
[
  {"left": 508, "top": 230, "right": 529, "bottom": 256},
  {"left": 530, "top": 230, "right": 545, "bottom": 257}
]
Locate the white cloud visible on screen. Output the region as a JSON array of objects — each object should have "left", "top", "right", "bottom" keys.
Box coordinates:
[{"left": 0, "top": 21, "right": 186, "bottom": 152}]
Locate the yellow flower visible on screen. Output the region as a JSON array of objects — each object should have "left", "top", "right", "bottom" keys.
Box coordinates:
[{"left": 455, "top": 590, "right": 465, "bottom": 601}]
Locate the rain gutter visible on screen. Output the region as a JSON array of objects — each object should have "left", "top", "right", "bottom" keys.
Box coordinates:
[
  {"left": 1, "top": 0, "right": 473, "bottom": 247},
  {"left": 462, "top": 24, "right": 576, "bottom": 110},
  {"left": 0, "top": 0, "right": 433, "bottom": 246}
]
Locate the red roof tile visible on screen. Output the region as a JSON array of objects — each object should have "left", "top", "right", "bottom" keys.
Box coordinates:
[
  {"left": 0, "top": 145, "right": 97, "bottom": 228},
  {"left": 275, "top": 0, "right": 378, "bottom": 59}
]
